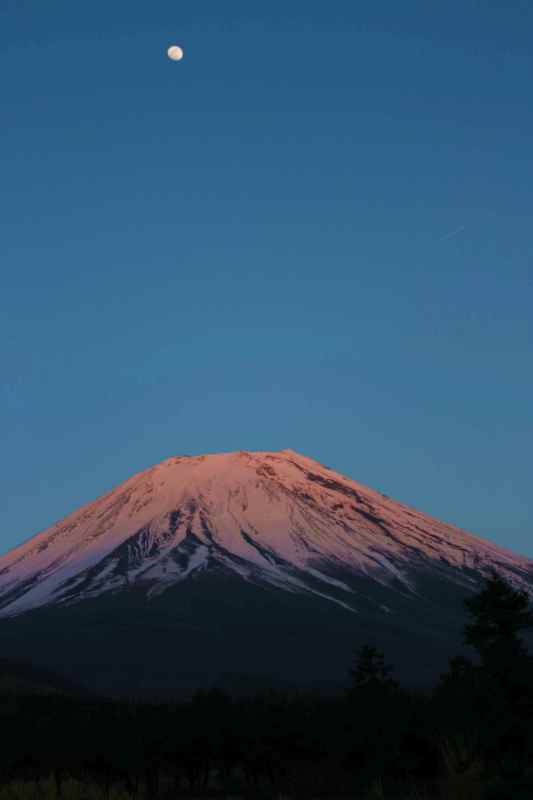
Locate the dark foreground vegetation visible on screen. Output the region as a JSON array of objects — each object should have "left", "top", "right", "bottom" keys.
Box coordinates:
[{"left": 1, "top": 573, "right": 533, "bottom": 800}]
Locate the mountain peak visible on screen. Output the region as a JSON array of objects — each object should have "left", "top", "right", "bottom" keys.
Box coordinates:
[
  {"left": 0, "top": 449, "right": 531, "bottom": 620},
  {"left": 2, "top": 447, "right": 531, "bottom": 694}
]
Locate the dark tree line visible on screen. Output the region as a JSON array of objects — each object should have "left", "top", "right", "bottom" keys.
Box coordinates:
[{"left": 1, "top": 572, "right": 533, "bottom": 799}]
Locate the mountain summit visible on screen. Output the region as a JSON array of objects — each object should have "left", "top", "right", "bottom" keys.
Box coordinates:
[{"left": 1, "top": 449, "right": 531, "bottom": 693}]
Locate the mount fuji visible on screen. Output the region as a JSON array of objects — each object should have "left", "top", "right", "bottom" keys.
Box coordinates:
[{"left": 1, "top": 449, "right": 531, "bottom": 695}]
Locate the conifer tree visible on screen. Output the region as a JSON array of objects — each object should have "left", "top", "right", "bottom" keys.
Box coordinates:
[
  {"left": 349, "top": 644, "right": 398, "bottom": 691},
  {"left": 464, "top": 570, "right": 533, "bottom": 675},
  {"left": 459, "top": 572, "right": 533, "bottom": 782}
]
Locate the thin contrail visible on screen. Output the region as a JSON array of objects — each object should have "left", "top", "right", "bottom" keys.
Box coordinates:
[{"left": 438, "top": 225, "right": 465, "bottom": 242}]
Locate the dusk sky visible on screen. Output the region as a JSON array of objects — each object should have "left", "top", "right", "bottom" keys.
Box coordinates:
[{"left": 1, "top": 1, "right": 531, "bottom": 556}]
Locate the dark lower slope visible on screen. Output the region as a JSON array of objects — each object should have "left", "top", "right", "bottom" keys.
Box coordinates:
[
  {"left": 0, "top": 565, "right": 480, "bottom": 697},
  {"left": 0, "top": 657, "right": 88, "bottom": 697}
]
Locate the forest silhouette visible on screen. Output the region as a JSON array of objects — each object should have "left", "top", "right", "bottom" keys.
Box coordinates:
[{"left": 1, "top": 573, "right": 532, "bottom": 800}]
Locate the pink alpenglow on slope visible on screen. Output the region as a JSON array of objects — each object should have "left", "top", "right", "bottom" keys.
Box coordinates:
[{"left": 0, "top": 449, "right": 531, "bottom": 617}]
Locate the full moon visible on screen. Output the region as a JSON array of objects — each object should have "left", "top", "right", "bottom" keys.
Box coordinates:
[{"left": 167, "top": 45, "right": 184, "bottom": 62}]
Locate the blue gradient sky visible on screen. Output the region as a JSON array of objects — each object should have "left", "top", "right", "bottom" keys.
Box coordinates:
[{"left": 1, "top": 1, "right": 532, "bottom": 556}]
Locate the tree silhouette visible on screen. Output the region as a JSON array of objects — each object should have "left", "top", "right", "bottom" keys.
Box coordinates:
[
  {"left": 455, "top": 572, "right": 533, "bottom": 783},
  {"left": 346, "top": 645, "right": 403, "bottom": 786},
  {"left": 464, "top": 571, "right": 533, "bottom": 682},
  {"left": 349, "top": 644, "right": 398, "bottom": 691}
]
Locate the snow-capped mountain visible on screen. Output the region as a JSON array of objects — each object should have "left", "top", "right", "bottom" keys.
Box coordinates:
[
  {"left": 0, "top": 448, "right": 530, "bottom": 616},
  {"left": 1, "top": 449, "right": 531, "bottom": 694}
]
